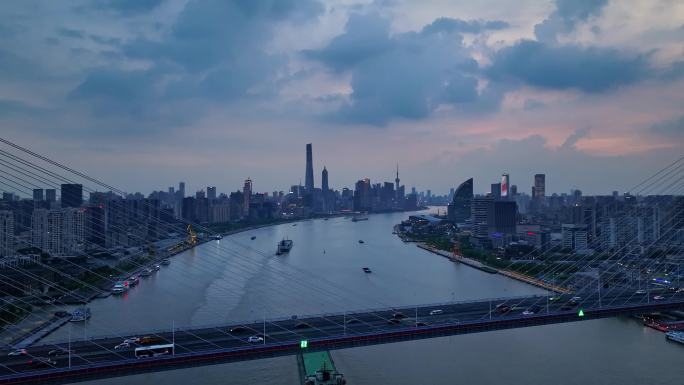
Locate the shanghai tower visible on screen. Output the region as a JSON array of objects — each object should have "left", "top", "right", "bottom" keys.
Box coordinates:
[{"left": 305, "top": 143, "right": 314, "bottom": 193}]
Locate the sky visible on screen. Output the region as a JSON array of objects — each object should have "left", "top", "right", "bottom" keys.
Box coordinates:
[{"left": 0, "top": 0, "right": 683, "bottom": 196}]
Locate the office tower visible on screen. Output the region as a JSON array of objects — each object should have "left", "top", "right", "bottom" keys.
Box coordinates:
[
  {"left": 353, "top": 178, "right": 371, "bottom": 212},
  {"left": 179, "top": 182, "right": 186, "bottom": 198},
  {"left": 33, "top": 189, "right": 44, "bottom": 201},
  {"left": 305, "top": 143, "right": 314, "bottom": 193},
  {"left": 471, "top": 196, "right": 494, "bottom": 238},
  {"left": 322, "top": 167, "right": 329, "bottom": 193},
  {"left": 447, "top": 178, "right": 473, "bottom": 223},
  {"left": 501, "top": 174, "right": 509, "bottom": 199},
  {"left": 562, "top": 224, "right": 589, "bottom": 251},
  {"left": 0, "top": 211, "right": 14, "bottom": 257},
  {"left": 45, "top": 189, "right": 56, "bottom": 202},
  {"left": 60, "top": 184, "right": 83, "bottom": 208},
  {"left": 510, "top": 185, "right": 518, "bottom": 197},
  {"left": 243, "top": 178, "right": 252, "bottom": 217},
  {"left": 207, "top": 186, "right": 217, "bottom": 201},
  {"left": 534, "top": 174, "right": 545, "bottom": 199},
  {"left": 493, "top": 201, "right": 517, "bottom": 234},
  {"left": 490, "top": 183, "right": 501, "bottom": 200}
]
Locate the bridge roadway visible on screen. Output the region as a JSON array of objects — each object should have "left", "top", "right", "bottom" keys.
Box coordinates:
[{"left": 1, "top": 291, "right": 682, "bottom": 384}]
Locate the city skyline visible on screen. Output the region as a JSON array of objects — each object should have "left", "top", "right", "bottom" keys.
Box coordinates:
[{"left": 0, "top": 1, "right": 682, "bottom": 195}]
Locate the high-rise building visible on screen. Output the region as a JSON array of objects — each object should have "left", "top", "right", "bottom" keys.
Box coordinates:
[
  {"left": 447, "top": 178, "right": 473, "bottom": 223},
  {"left": 501, "top": 174, "right": 510, "bottom": 199},
  {"left": 243, "top": 178, "right": 252, "bottom": 217},
  {"left": 45, "top": 189, "right": 56, "bottom": 203},
  {"left": 33, "top": 189, "right": 44, "bottom": 201},
  {"left": 490, "top": 183, "right": 501, "bottom": 200},
  {"left": 207, "top": 186, "right": 217, "bottom": 201},
  {"left": 31, "top": 208, "right": 84, "bottom": 255},
  {"left": 471, "top": 196, "right": 494, "bottom": 238},
  {"left": 493, "top": 201, "right": 517, "bottom": 234},
  {"left": 534, "top": 174, "right": 545, "bottom": 199},
  {"left": 305, "top": 143, "right": 314, "bottom": 193},
  {"left": 60, "top": 184, "right": 83, "bottom": 208},
  {"left": 353, "top": 179, "right": 371, "bottom": 212},
  {"left": 179, "top": 182, "right": 186, "bottom": 198},
  {"left": 0, "top": 211, "right": 14, "bottom": 257},
  {"left": 321, "top": 167, "right": 329, "bottom": 193},
  {"left": 395, "top": 163, "right": 400, "bottom": 196},
  {"left": 562, "top": 224, "right": 589, "bottom": 252}
]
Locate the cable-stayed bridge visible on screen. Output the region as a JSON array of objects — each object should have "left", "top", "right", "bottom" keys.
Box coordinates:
[{"left": 0, "top": 137, "right": 682, "bottom": 384}]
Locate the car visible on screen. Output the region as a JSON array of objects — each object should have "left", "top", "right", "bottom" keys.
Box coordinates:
[
  {"left": 416, "top": 321, "right": 429, "bottom": 327},
  {"left": 8, "top": 349, "right": 27, "bottom": 357},
  {"left": 522, "top": 310, "right": 535, "bottom": 316},
  {"left": 548, "top": 296, "right": 560, "bottom": 302},
  {"left": 653, "top": 295, "right": 665, "bottom": 301},
  {"left": 295, "top": 322, "right": 312, "bottom": 329},
  {"left": 678, "top": 288, "right": 684, "bottom": 293},
  {"left": 571, "top": 296, "right": 582, "bottom": 302},
  {"left": 495, "top": 304, "right": 510, "bottom": 313},
  {"left": 123, "top": 337, "right": 140, "bottom": 344},
  {"left": 28, "top": 357, "right": 56, "bottom": 368},
  {"left": 387, "top": 318, "right": 402, "bottom": 325},
  {"left": 54, "top": 310, "right": 70, "bottom": 317},
  {"left": 392, "top": 312, "right": 407, "bottom": 319},
  {"left": 138, "top": 336, "right": 163, "bottom": 345},
  {"left": 247, "top": 336, "right": 264, "bottom": 343},
  {"left": 668, "top": 287, "right": 678, "bottom": 292},
  {"left": 635, "top": 289, "right": 646, "bottom": 295},
  {"left": 48, "top": 348, "right": 73, "bottom": 357},
  {"left": 429, "top": 309, "right": 443, "bottom": 316},
  {"left": 345, "top": 318, "right": 360, "bottom": 324},
  {"left": 114, "top": 342, "right": 130, "bottom": 350}
]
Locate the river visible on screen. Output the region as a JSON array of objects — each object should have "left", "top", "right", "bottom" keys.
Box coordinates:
[{"left": 42, "top": 209, "right": 684, "bottom": 384}]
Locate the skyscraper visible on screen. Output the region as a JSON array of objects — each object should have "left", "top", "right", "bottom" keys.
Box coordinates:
[
  {"left": 60, "top": 184, "right": 83, "bottom": 208},
  {"left": 501, "top": 173, "right": 510, "bottom": 199},
  {"left": 534, "top": 174, "right": 545, "bottom": 199},
  {"left": 490, "top": 183, "right": 501, "bottom": 200},
  {"left": 305, "top": 143, "right": 314, "bottom": 193},
  {"left": 179, "top": 182, "right": 186, "bottom": 198},
  {"left": 0, "top": 211, "right": 14, "bottom": 257},
  {"left": 33, "top": 189, "right": 44, "bottom": 201},
  {"left": 447, "top": 178, "right": 473, "bottom": 223},
  {"left": 45, "top": 189, "right": 56, "bottom": 203},
  {"left": 207, "top": 186, "right": 217, "bottom": 200},
  {"left": 243, "top": 178, "right": 252, "bottom": 217},
  {"left": 321, "top": 167, "right": 329, "bottom": 192}
]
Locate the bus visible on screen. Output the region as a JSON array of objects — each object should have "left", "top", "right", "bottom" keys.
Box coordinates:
[{"left": 134, "top": 344, "right": 174, "bottom": 358}]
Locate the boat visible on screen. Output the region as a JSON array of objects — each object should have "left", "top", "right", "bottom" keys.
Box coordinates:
[
  {"left": 70, "top": 308, "right": 91, "bottom": 322},
  {"left": 666, "top": 331, "right": 684, "bottom": 345},
  {"left": 140, "top": 268, "right": 152, "bottom": 277},
  {"left": 362, "top": 267, "right": 372, "bottom": 273},
  {"left": 358, "top": 240, "right": 364, "bottom": 244},
  {"left": 152, "top": 264, "right": 161, "bottom": 271},
  {"left": 351, "top": 215, "right": 368, "bottom": 222},
  {"left": 278, "top": 239, "right": 294, "bottom": 254},
  {"left": 303, "top": 360, "right": 346, "bottom": 385},
  {"left": 161, "top": 258, "right": 170, "bottom": 266},
  {"left": 251, "top": 236, "right": 256, "bottom": 240},
  {"left": 212, "top": 234, "right": 223, "bottom": 240},
  {"left": 128, "top": 276, "right": 139, "bottom": 286}
]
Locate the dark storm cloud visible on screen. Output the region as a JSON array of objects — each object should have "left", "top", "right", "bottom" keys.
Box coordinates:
[
  {"left": 305, "top": 13, "right": 491, "bottom": 125},
  {"left": 421, "top": 17, "right": 509, "bottom": 35},
  {"left": 534, "top": 0, "right": 609, "bottom": 42},
  {"left": 57, "top": 28, "right": 85, "bottom": 39},
  {"left": 95, "top": 0, "right": 165, "bottom": 15},
  {"left": 650, "top": 116, "right": 684, "bottom": 138},
  {"left": 70, "top": 0, "right": 323, "bottom": 119},
  {"left": 486, "top": 40, "right": 648, "bottom": 92}
]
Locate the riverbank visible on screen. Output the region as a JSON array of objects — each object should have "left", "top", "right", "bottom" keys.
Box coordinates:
[{"left": 415, "top": 242, "right": 570, "bottom": 294}]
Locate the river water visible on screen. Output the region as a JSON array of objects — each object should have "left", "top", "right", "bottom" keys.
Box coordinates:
[{"left": 43, "top": 209, "right": 684, "bottom": 385}]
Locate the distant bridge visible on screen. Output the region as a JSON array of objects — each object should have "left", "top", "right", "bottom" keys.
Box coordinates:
[{"left": 1, "top": 291, "right": 682, "bottom": 384}]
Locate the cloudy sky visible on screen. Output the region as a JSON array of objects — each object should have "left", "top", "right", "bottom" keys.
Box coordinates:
[{"left": 1, "top": 0, "right": 683, "bottom": 196}]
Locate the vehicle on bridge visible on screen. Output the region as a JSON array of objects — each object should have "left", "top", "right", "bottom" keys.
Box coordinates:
[{"left": 135, "top": 344, "right": 174, "bottom": 358}]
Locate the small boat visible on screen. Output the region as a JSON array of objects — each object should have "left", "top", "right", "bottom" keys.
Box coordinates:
[
  {"left": 362, "top": 267, "right": 372, "bottom": 274},
  {"left": 70, "top": 308, "right": 91, "bottom": 322},
  {"left": 161, "top": 258, "right": 170, "bottom": 266},
  {"left": 278, "top": 239, "right": 293, "bottom": 254},
  {"left": 140, "top": 269, "right": 152, "bottom": 277},
  {"left": 351, "top": 215, "right": 368, "bottom": 222},
  {"left": 251, "top": 236, "right": 256, "bottom": 240},
  {"left": 292, "top": 223, "right": 297, "bottom": 226},
  {"left": 212, "top": 234, "right": 223, "bottom": 240},
  {"left": 358, "top": 240, "right": 364, "bottom": 244},
  {"left": 128, "top": 276, "right": 139, "bottom": 286},
  {"left": 152, "top": 264, "right": 161, "bottom": 272}
]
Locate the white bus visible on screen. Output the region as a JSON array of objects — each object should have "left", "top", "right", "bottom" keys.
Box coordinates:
[{"left": 134, "top": 343, "right": 174, "bottom": 358}]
